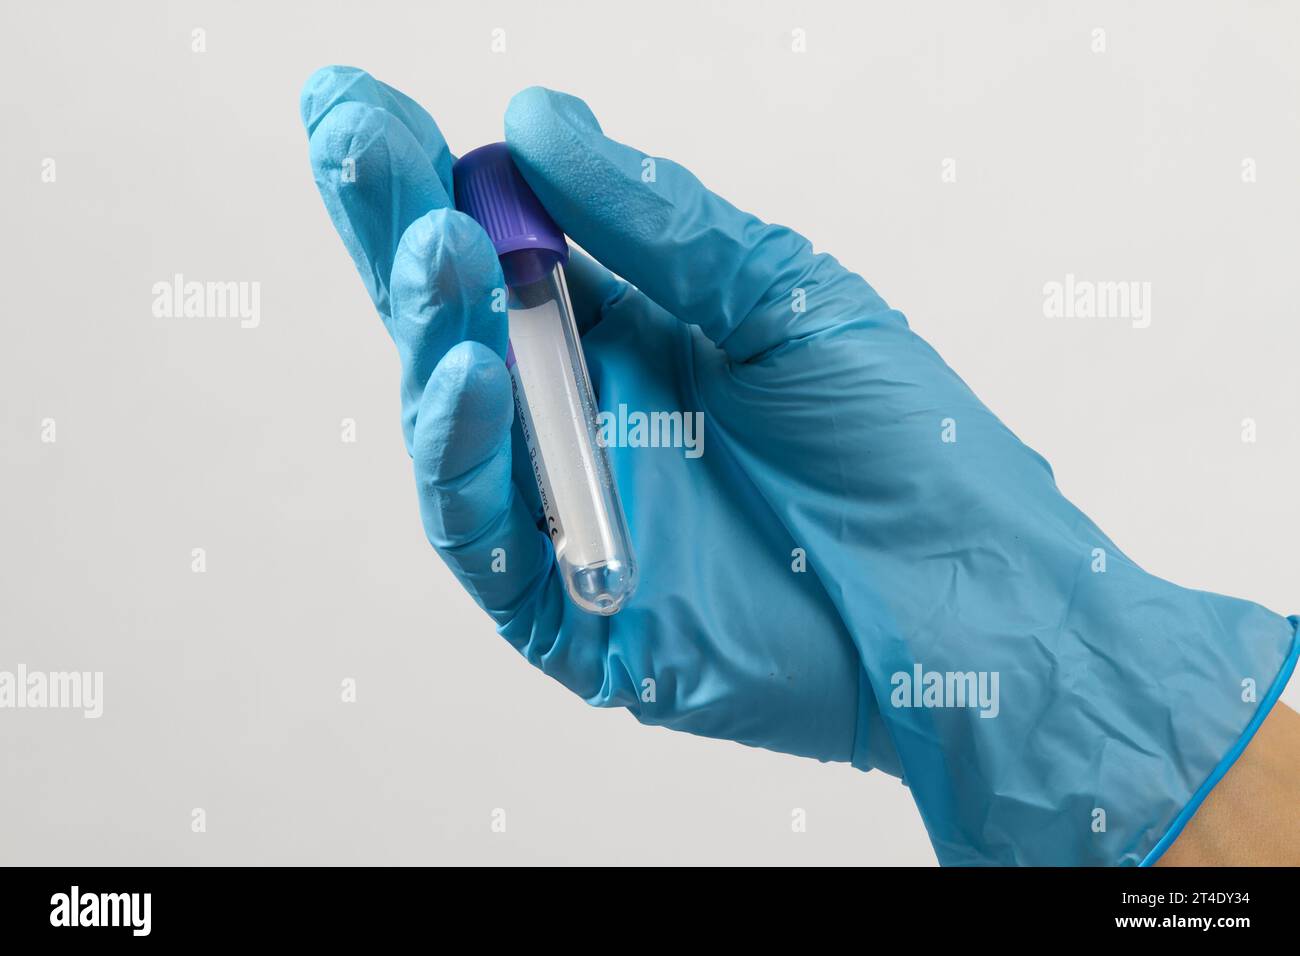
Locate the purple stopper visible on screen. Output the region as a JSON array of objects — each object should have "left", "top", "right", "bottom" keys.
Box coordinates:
[{"left": 453, "top": 142, "right": 568, "bottom": 286}]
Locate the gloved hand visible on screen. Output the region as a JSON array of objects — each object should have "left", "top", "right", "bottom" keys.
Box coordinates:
[{"left": 300, "top": 66, "right": 1299, "bottom": 865}]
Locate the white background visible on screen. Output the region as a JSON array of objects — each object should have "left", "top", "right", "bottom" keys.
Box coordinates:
[{"left": 1, "top": 0, "right": 1296, "bottom": 864}]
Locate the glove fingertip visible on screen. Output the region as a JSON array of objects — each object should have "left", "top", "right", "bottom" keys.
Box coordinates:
[
  {"left": 394, "top": 208, "right": 505, "bottom": 333},
  {"left": 299, "top": 64, "right": 366, "bottom": 133},
  {"left": 413, "top": 340, "right": 513, "bottom": 489}
]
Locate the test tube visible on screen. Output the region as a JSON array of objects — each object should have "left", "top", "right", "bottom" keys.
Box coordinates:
[{"left": 453, "top": 143, "right": 637, "bottom": 615}]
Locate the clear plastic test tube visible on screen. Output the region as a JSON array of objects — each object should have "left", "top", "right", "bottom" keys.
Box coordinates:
[{"left": 453, "top": 143, "right": 637, "bottom": 615}]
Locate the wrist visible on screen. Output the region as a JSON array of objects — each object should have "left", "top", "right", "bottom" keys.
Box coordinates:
[{"left": 1157, "top": 702, "right": 1300, "bottom": 866}]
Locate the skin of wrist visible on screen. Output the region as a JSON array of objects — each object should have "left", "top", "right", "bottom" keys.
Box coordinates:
[{"left": 1157, "top": 702, "right": 1300, "bottom": 866}]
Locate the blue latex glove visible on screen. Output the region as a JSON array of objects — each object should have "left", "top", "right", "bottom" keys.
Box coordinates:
[{"left": 301, "top": 66, "right": 1299, "bottom": 865}]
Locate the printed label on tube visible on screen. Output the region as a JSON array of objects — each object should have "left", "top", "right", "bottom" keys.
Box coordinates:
[
  {"left": 507, "top": 341, "right": 564, "bottom": 549},
  {"left": 507, "top": 299, "right": 615, "bottom": 570}
]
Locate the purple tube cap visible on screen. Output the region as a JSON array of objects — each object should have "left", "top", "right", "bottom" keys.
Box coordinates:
[{"left": 453, "top": 143, "right": 568, "bottom": 268}]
